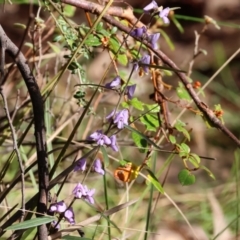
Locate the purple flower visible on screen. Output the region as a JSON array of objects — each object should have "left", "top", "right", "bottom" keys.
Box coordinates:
[
  {"left": 125, "top": 84, "right": 136, "bottom": 99},
  {"left": 89, "top": 130, "right": 111, "bottom": 146},
  {"left": 114, "top": 109, "right": 129, "bottom": 129},
  {"left": 130, "top": 26, "right": 147, "bottom": 38},
  {"left": 107, "top": 109, "right": 129, "bottom": 129},
  {"left": 159, "top": 7, "right": 170, "bottom": 24},
  {"left": 143, "top": 0, "right": 158, "bottom": 12},
  {"left": 109, "top": 135, "right": 118, "bottom": 152},
  {"left": 64, "top": 207, "right": 75, "bottom": 225},
  {"left": 93, "top": 159, "right": 105, "bottom": 175},
  {"left": 49, "top": 201, "right": 75, "bottom": 225},
  {"left": 85, "top": 188, "right": 95, "bottom": 204},
  {"left": 134, "top": 54, "right": 151, "bottom": 74},
  {"left": 73, "top": 183, "right": 87, "bottom": 198},
  {"left": 74, "top": 158, "right": 86, "bottom": 172},
  {"left": 105, "top": 76, "right": 121, "bottom": 89},
  {"left": 49, "top": 201, "right": 67, "bottom": 213},
  {"left": 72, "top": 183, "right": 95, "bottom": 205},
  {"left": 148, "top": 33, "right": 160, "bottom": 49}
]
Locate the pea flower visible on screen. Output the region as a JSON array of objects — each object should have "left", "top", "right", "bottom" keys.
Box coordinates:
[
  {"left": 64, "top": 207, "right": 75, "bottom": 225},
  {"left": 109, "top": 135, "right": 118, "bottom": 152},
  {"left": 105, "top": 76, "right": 121, "bottom": 89},
  {"left": 73, "top": 183, "right": 87, "bottom": 198},
  {"left": 85, "top": 188, "right": 95, "bottom": 204},
  {"left": 143, "top": 1, "right": 170, "bottom": 24},
  {"left": 74, "top": 158, "right": 86, "bottom": 172},
  {"left": 73, "top": 183, "right": 95, "bottom": 205},
  {"left": 159, "top": 7, "right": 170, "bottom": 24},
  {"left": 147, "top": 33, "right": 160, "bottom": 49},
  {"left": 106, "top": 109, "right": 129, "bottom": 129},
  {"left": 49, "top": 201, "right": 75, "bottom": 225},
  {"left": 49, "top": 201, "right": 67, "bottom": 213},
  {"left": 143, "top": 0, "right": 158, "bottom": 12},
  {"left": 89, "top": 130, "right": 111, "bottom": 146},
  {"left": 130, "top": 26, "right": 147, "bottom": 38},
  {"left": 134, "top": 54, "right": 151, "bottom": 74},
  {"left": 93, "top": 159, "right": 105, "bottom": 175},
  {"left": 125, "top": 84, "right": 136, "bottom": 100}
]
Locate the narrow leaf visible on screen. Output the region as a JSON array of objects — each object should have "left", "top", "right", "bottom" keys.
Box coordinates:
[
  {"left": 146, "top": 169, "right": 164, "bottom": 193},
  {"left": 5, "top": 216, "right": 55, "bottom": 231}
]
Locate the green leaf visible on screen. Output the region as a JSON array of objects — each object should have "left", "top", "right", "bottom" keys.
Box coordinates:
[
  {"left": 97, "top": 27, "right": 111, "bottom": 37},
  {"left": 111, "top": 27, "right": 118, "bottom": 34},
  {"left": 178, "top": 169, "right": 196, "bottom": 186},
  {"left": 131, "top": 131, "right": 147, "bottom": 153},
  {"left": 85, "top": 34, "right": 102, "bottom": 47},
  {"left": 145, "top": 103, "right": 160, "bottom": 112},
  {"left": 169, "top": 134, "right": 176, "bottom": 144},
  {"left": 180, "top": 143, "right": 190, "bottom": 154},
  {"left": 130, "top": 97, "right": 144, "bottom": 111},
  {"left": 125, "top": 124, "right": 162, "bottom": 151},
  {"left": 190, "top": 153, "right": 201, "bottom": 164},
  {"left": 174, "top": 120, "right": 190, "bottom": 141},
  {"left": 96, "top": 22, "right": 104, "bottom": 30},
  {"left": 146, "top": 169, "right": 164, "bottom": 193},
  {"left": 188, "top": 155, "right": 200, "bottom": 168},
  {"left": 121, "top": 101, "right": 129, "bottom": 108},
  {"left": 176, "top": 83, "right": 191, "bottom": 101},
  {"left": 5, "top": 216, "right": 55, "bottom": 231},
  {"left": 64, "top": 5, "right": 76, "bottom": 17},
  {"left": 13, "top": 23, "right": 26, "bottom": 29},
  {"left": 117, "top": 53, "right": 128, "bottom": 66},
  {"left": 53, "top": 35, "right": 63, "bottom": 42},
  {"left": 140, "top": 114, "right": 159, "bottom": 131},
  {"left": 109, "top": 36, "right": 120, "bottom": 53}
]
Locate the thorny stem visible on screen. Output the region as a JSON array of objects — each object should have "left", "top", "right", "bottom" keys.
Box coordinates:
[
  {"left": 0, "top": 25, "right": 49, "bottom": 239},
  {"left": 0, "top": 89, "right": 25, "bottom": 221},
  {"left": 61, "top": 0, "right": 240, "bottom": 148}
]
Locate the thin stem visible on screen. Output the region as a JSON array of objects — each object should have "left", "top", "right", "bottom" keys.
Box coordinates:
[{"left": 0, "top": 89, "right": 25, "bottom": 221}]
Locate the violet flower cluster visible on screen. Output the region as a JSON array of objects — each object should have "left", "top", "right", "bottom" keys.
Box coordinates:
[
  {"left": 49, "top": 201, "right": 75, "bottom": 225},
  {"left": 105, "top": 76, "right": 136, "bottom": 100},
  {"left": 143, "top": 1, "right": 170, "bottom": 24},
  {"left": 106, "top": 109, "right": 129, "bottom": 129},
  {"left": 72, "top": 183, "right": 95, "bottom": 204},
  {"left": 89, "top": 130, "right": 118, "bottom": 152},
  {"left": 130, "top": 26, "right": 160, "bottom": 50},
  {"left": 49, "top": 181, "right": 97, "bottom": 226}
]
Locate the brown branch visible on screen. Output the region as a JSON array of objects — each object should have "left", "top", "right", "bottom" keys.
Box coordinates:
[
  {"left": 0, "top": 25, "right": 49, "bottom": 239},
  {"left": 61, "top": 0, "right": 240, "bottom": 148}
]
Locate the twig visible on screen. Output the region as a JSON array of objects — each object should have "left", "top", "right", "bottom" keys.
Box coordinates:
[
  {"left": 0, "top": 25, "right": 49, "bottom": 239},
  {"left": 61, "top": 0, "right": 240, "bottom": 148},
  {"left": 0, "top": 88, "right": 25, "bottom": 221},
  {"left": 187, "top": 25, "right": 208, "bottom": 77}
]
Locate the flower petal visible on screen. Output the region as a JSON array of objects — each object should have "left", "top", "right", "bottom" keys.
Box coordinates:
[{"left": 143, "top": 0, "right": 158, "bottom": 12}]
